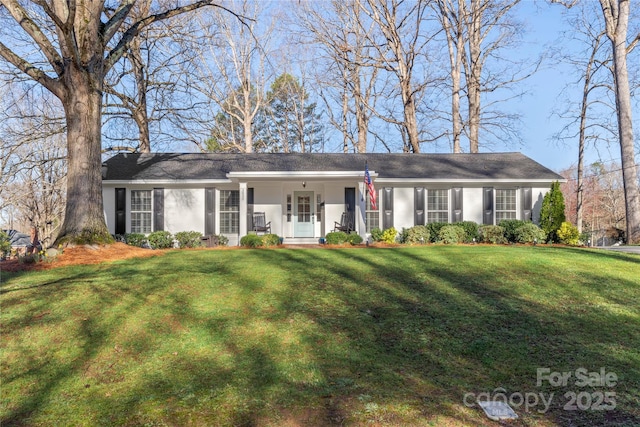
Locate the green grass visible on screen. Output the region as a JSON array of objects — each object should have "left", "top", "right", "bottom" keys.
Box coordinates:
[{"left": 1, "top": 246, "right": 639, "bottom": 426}]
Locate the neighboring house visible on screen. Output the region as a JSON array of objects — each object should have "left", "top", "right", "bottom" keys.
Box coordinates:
[
  {"left": 2, "top": 229, "right": 35, "bottom": 255},
  {"left": 101, "top": 152, "right": 565, "bottom": 245}
]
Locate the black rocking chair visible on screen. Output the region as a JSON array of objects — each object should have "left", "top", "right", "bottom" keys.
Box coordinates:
[
  {"left": 253, "top": 212, "right": 271, "bottom": 234},
  {"left": 334, "top": 212, "right": 354, "bottom": 233}
]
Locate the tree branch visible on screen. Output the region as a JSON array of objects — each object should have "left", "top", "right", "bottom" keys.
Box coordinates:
[{"left": 1, "top": 0, "right": 64, "bottom": 75}]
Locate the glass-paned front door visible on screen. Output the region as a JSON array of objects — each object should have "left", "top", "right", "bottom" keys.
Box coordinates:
[{"left": 294, "top": 191, "right": 314, "bottom": 237}]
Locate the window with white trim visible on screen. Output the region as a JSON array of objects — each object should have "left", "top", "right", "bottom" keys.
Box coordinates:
[
  {"left": 220, "top": 190, "right": 239, "bottom": 234},
  {"left": 131, "top": 190, "right": 152, "bottom": 233},
  {"left": 427, "top": 189, "right": 448, "bottom": 223},
  {"left": 496, "top": 189, "right": 517, "bottom": 222},
  {"left": 365, "top": 191, "right": 379, "bottom": 232}
]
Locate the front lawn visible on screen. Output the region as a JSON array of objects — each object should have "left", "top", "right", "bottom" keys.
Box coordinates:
[{"left": 1, "top": 246, "right": 639, "bottom": 426}]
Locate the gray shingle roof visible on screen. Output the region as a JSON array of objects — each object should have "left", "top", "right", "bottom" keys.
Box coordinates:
[{"left": 102, "top": 152, "right": 563, "bottom": 181}]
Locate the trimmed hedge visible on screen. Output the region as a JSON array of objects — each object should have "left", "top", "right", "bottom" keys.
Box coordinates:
[
  {"left": 402, "top": 225, "right": 431, "bottom": 245},
  {"left": 515, "top": 223, "right": 546, "bottom": 244},
  {"left": 425, "top": 222, "right": 449, "bottom": 243},
  {"left": 479, "top": 225, "right": 507, "bottom": 244},
  {"left": 438, "top": 225, "right": 466, "bottom": 244},
  {"left": 499, "top": 219, "right": 528, "bottom": 243},
  {"left": 262, "top": 234, "right": 281, "bottom": 247},
  {"left": 458, "top": 221, "right": 480, "bottom": 243},
  {"left": 175, "top": 231, "right": 203, "bottom": 248},
  {"left": 147, "top": 231, "right": 174, "bottom": 249},
  {"left": 240, "top": 234, "right": 264, "bottom": 247},
  {"left": 124, "top": 233, "right": 147, "bottom": 248}
]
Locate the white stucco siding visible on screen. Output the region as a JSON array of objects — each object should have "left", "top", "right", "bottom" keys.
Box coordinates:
[
  {"left": 463, "top": 187, "right": 484, "bottom": 224},
  {"left": 164, "top": 188, "right": 205, "bottom": 234},
  {"left": 102, "top": 187, "right": 116, "bottom": 234},
  {"left": 392, "top": 187, "right": 415, "bottom": 231},
  {"left": 252, "top": 184, "right": 284, "bottom": 236},
  {"left": 531, "top": 187, "right": 550, "bottom": 224}
]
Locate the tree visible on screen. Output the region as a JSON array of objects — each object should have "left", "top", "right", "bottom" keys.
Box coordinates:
[
  {"left": 540, "top": 181, "right": 566, "bottom": 242},
  {"left": 296, "top": 0, "right": 380, "bottom": 153},
  {"left": 187, "top": 0, "right": 275, "bottom": 153},
  {"left": 265, "top": 73, "right": 324, "bottom": 153},
  {"left": 552, "top": 2, "right": 612, "bottom": 235},
  {"left": 357, "top": 0, "right": 432, "bottom": 153},
  {"left": 597, "top": 0, "right": 640, "bottom": 243},
  {"left": 0, "top": 83, "right": 67, "bottom": 244},
  {"left": 0, "top": 1, "right": 238, "bottom": 244},
  {"left": 435, "top": 0, "right": 531, "bottom": 153}
]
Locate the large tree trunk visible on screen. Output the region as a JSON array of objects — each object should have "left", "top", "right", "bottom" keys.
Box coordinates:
[
  {"left": 130, "top": 38, "right": 151, "bottom": 153},
  {"left": 612, "top": 41, "right": 640, "bottom": 243},
  {"left": 599, "top": 0, "right": 640, "bottom": 243},
  {"left": 56, "top": 67, "right": 111, "bottom": 243}
]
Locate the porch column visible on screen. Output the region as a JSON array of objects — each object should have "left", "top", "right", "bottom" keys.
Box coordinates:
[{"left": 239, "top": 182, "right": 248, "bottom": 238}]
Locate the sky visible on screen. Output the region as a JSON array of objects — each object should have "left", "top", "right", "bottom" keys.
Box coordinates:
[{"left": 505, "top": 1, "right": 637, "bottom": 173}]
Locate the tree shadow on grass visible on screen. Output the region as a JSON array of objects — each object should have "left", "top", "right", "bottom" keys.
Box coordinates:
[{"left": 1, "top": 247, "right": 638, "bottom": 426}]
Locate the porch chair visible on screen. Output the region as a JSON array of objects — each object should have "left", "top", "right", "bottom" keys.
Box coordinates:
[
  {"left": 334, "top": 212, "right": 354, "bottom": 233},
  {"left": 252, "top": 212, "right": 271, "bottom": 234}
]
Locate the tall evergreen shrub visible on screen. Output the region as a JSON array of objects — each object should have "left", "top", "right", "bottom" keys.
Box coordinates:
[{"left": 539, "top": 181, "right": 566, "bottom": 243}]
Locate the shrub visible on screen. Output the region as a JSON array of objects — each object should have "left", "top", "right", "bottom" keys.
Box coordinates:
[
  {"left": 147, "top": 231, "right": 174, "bottom": 249},
  {"left": 540, "top": 181, "right": 566, "bottom": 242},
  {"left": 262, "top": 234, "right": 281, "bottom": 247},
  {"left": 326, "top": 231, "right": 348, "bottom": 245},
  {"left": 370, "top": 227, "right": 383, "bottom": 242},
  {"left": 240, "top": 234, "right": 263, "bottom": 247},
  {"left": 458, "top": 221, "right": 479, "bottom": 243},
  {"left": 426, "top": 222, "right": 448, "bottom": 243},
  {"left": 514, "top": 223, "right": 546, "bottom": 244},
  {"left": 124, "top": 233, "right": 147, "bottom": 248},
  {"left": 438, "top": 225, "right": 466, "bottom": 244},
  {"left": 346, "top": 233, "right": 363, "bottom": 245},
  {"left": 499, "top": 219, "right": 527, "bottom": 243},
  {"left": 479, "top": 225, "right": 507, "bottom": 244},
  {"left": 380, "top": 227, "right": 398, "bottom": 244},
  {"left": 403, "top": 225, "right": 431, "bottom": 245},
  {"left": 557, "top": 221, "right": 580, "bottom": 246},
  {"left": 212, "top": 234, "right": 229, "bottom": 247},
  {"left": 0, "top": 230, "right": 11, "bottom": 259},
  {"left": 175, "top": 231, "right": 203, "bottom": 248}
]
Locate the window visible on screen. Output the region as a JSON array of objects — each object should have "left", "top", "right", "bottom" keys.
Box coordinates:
[
  {"left": 365, "top": 191, "right": 379, "bottom": 232},
  {"left": 427, "top": 189, "right": 448, "bottom": 223},
  {"left": 496, "top": 189, "right": 517, "bottom": 222},
  {"left": 131, "top": 190, "right": 152, "bottom": 233},
  {"left": 220, "top": 190, "right": 239, "bottom": 234}
]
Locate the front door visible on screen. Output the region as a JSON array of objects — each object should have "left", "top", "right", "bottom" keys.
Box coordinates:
[{"left": 294, "top": 191, "right": 314, "bottom": 237}]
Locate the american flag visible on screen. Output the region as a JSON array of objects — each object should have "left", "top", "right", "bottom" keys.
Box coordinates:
[{"left": 365, "top": 163, "right": 377, "bottom": 210}]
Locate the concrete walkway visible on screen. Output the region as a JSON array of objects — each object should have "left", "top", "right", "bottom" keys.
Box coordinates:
[{"left": 596, "top": 246, "right": 640, "bottom": 254}]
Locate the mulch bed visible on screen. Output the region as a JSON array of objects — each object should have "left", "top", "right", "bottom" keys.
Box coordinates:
[{"left": 0, "top": 243, "right": 160, "bottom": 273}]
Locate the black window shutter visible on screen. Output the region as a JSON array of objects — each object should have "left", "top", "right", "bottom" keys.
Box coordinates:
[
  {"left": 115, "top": 188, "right": 126, "bottom": 235},
  {"left": 247, "top": 187, "right": 254, "bottom": 231},
  {"left": 483, "top": 187, "right": 494, "bottom": 225},
  {"left": 153, "top": 188, "right": 164, "bottom": 231},
  {"left": 345, "top": 187, "right": 356, "bottom": 227},
  {"left": 521, "top": 187, "right": 532, "bottom": 222},
  {"left": 452, "top": 187, "right": 463, "bottom": 223},
  {"left": 205, "top": 188, "right": 215, "bottom": 236},
  {"left": 383, "top": 187, "right": 394, "bottom": 230},
  {"left": 414, "top": 187, "right": 425, "bottom": 225}
]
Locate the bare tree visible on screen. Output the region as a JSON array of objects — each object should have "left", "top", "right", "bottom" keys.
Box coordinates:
[
  {"left": 0, "top": 0, "right": 240, "bottom": 244},
  {"left": 187, "top": 0, "right": 273, "bottom": 153},
  {"left": 436, "top": 0, "right": 528, "bottom": 153},
  {"left": 357, "top": 0, "right": 433, "bottom": 153},
  {"left": 296, "top": 0, "right": 380, "bottom": 153},
  {"left": 597, "top": 0, "right": 640, "bottom": 243},
  {"left": 552, "top": 3, "right": 614, "bottom": 234},
  {"left": 0, "top": 83, "right": 66, "bottom": 244}
]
